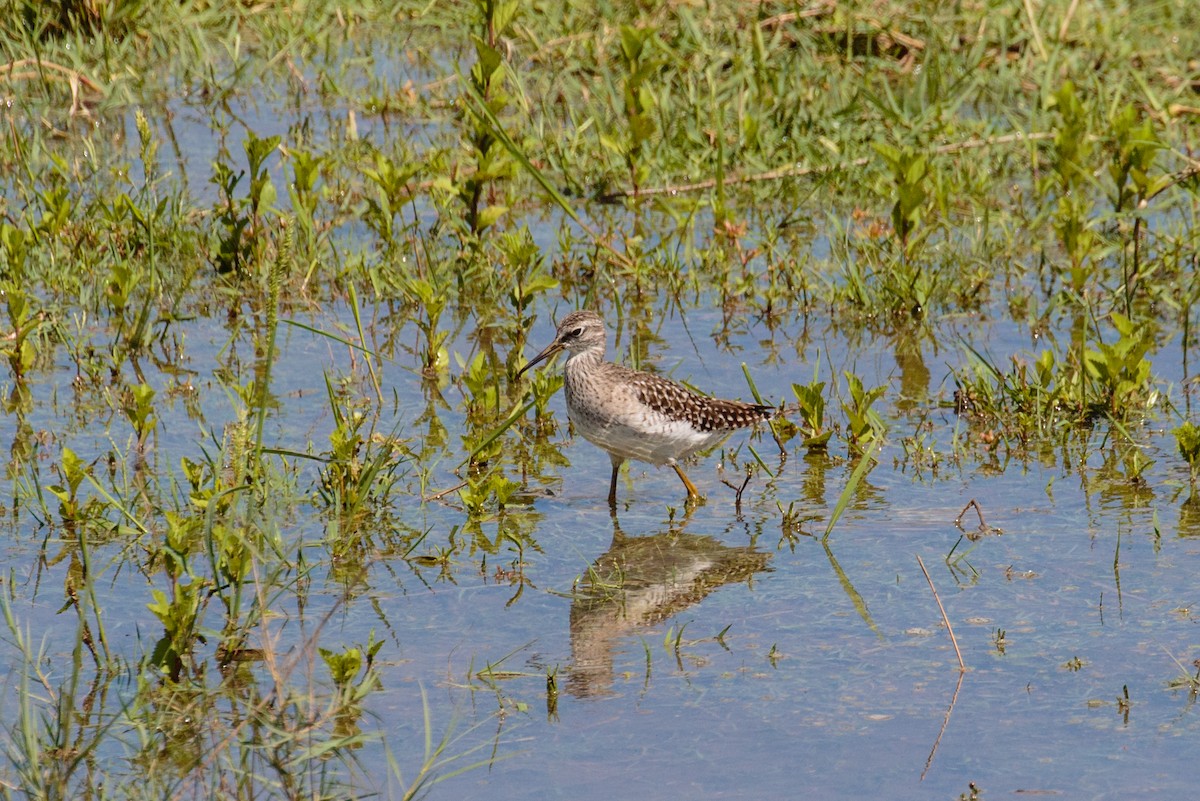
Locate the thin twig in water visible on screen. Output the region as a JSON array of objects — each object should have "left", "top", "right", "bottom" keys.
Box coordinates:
[
  {"left": 0, "top": 58, "right": 102, "bottom": 93},
  {"left": 1058, "top": 0, "right": 1082, "bottom": 40},
  {"left": 719, "top": 468, "right": 752, "bottom": 514},
  {"left": 424, "top": 480, "right": 468, "bottom": 503},
  {"left": 759, "top": 2, "right": 835, "bottom": 31},
  {"left": 765, "top": 413, "right": 788, "bottom": 461},
  {"left": 954, "top": 498, "right": 1001, "bottom": 541},
  {"left": 1148, "top": 159, "right": 1200, "bottom": 201},
  {"left": 955, "top": 499, "right": 986, "bottom": 529},
  {"left": 917, "top": 555, "right": 965, "bottom": 672},
  {"left": 921, "top": 669, "right": 965, "bottom": 781},
  {"left": 1020, "top": 0, "right": 1048, "bottom": 60}
]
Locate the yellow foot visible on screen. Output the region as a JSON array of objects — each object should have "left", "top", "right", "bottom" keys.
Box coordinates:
[{"left": 672, "top": 464, "right": 705, "bottom": 506}]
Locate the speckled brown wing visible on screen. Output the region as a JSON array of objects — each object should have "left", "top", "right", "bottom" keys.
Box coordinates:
[{"left": 626, "top": 370, "right": 774, "bottom": 432}]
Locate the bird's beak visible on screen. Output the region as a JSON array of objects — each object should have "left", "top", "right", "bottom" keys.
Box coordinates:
[{"left": 517, "top": 338, "right": 565, "bottom": 378}]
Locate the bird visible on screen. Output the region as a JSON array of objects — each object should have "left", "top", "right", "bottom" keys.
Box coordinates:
[{"left": 516, "top": 309, "right": 775, "bottom": 507}]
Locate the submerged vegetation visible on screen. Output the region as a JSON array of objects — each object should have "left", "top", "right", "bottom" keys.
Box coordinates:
[{"left": 2, "top": 0, "right": 1200, "bottom": 797}]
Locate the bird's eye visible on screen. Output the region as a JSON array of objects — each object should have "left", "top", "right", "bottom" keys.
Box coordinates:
[{"left": 570, "top": 327, "right": 583, "bottom": 338}]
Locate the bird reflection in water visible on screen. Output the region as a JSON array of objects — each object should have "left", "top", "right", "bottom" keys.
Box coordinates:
[{"left": 568, "top": 519, "right": 772, "bottom": 698}]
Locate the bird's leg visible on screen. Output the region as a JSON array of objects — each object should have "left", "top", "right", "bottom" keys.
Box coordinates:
[
  {"left": 607, "top": 455, "right": 624, "bottom": 508},
  {"left": 672, "top": 463, "right": 703, "bottom": 504}
]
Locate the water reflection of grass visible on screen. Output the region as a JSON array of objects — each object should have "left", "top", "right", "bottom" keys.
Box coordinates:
[{"left": 3, "top": 0, "right": 1200, "bottom": 797}]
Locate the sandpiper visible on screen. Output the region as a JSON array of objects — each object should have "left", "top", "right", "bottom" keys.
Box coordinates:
[{"left": 517, "top": 310, "right": 775, "bottom": 506}]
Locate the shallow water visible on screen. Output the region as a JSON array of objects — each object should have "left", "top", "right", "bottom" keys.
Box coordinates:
[
  {"left": 4, "top": 277, "right": 1199, "bottom": 799},
  {"left": 4, "top": 72, "right": 1200, "bottom": 801}
]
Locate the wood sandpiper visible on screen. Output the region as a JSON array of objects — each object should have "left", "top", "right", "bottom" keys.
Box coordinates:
[{"left": 517, "top": 310, "right": 775, "bottom": 506}]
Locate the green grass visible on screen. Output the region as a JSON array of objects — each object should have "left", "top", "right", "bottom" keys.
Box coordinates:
[{"left": 2, "top": 0, "right": 1200, "bottom": 797}]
